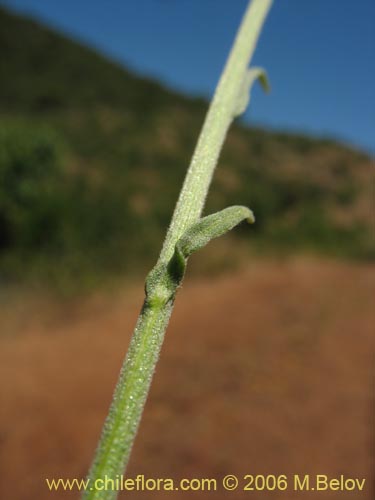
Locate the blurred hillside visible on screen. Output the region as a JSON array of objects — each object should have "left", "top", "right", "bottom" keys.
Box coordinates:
[{"left": 0, "top": 6, "right": 373, "bottom": 290}]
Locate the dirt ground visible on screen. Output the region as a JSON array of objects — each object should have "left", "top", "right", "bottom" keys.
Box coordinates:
[{"left": 0, "top": 257, "right": 374, "bottom": 499}]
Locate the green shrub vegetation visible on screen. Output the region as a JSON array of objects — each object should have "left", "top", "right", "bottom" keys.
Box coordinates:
[{"left": 0, "top": 6, "right": 373, "bottom": 290}]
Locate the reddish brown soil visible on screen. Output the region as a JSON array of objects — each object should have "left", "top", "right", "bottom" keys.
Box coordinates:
[{"left": 0, "top": 258, "right": 374, "bottom": 499}]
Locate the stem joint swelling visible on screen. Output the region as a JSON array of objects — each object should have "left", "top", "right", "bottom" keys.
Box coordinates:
[{"left": 144, "top": 262, "right": 176, "bottom": 308}]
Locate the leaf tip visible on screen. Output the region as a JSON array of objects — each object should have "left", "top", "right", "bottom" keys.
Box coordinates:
[
  {"left": 246, "top": 209, "right": 256, "bottom": 224},
  {"left": 233, "top": 66, "right": 270, "bottom": 118}
]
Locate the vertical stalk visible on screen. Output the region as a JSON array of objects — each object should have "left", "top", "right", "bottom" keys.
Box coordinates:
[
  {"left": 83, "top": 1, "right": 272, "bottom": 498},
  {"left": 159, "top": 0, "right": 273, "bottom": 262}
]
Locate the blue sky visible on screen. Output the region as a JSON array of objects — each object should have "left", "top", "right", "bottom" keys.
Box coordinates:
[{"left": 1, "top": 0, "right": 374, "bottom": 154}]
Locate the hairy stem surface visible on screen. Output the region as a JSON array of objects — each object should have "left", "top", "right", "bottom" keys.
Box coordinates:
[
  {"left": 83, "top": 1, "right": 272, "bottom": 498},
  {"left": 160, "top": 0, "right": 272, "bottom": 262}
]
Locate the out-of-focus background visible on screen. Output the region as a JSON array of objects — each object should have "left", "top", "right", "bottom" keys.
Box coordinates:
[{"left": 0, "top": 1, "right": 374, "bottom": 499}]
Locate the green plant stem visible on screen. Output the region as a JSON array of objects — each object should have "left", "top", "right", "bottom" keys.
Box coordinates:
[
  {"left": 160, "top": 0, "right": 272, "bottom": 262},
  {"left": 83, "top": 1, "right": 272, "bottom": 498}
]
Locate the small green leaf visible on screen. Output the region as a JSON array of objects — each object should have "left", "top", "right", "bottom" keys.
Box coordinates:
[
  {"left": 178, "top": 205, "right": 254, "bottom": 258},
  {"left": 167, "top": 205, "right": 255, "bottom": 285},
  {"left": 233, "top": 67, "right": 270, "bottom": 117},
  {"left": 145, "top": 206, "right": 254, "bottom": 306}
]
